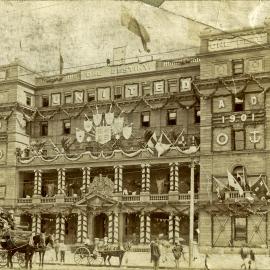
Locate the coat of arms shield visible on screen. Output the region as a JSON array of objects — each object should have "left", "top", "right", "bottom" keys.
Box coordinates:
[
  {"left": 105, "top": 112, "right": 114, "bottom": 125},
  {"left": 93, "top": 113, "right": 102, "bottom": 126},
  {"left": 111, "top": 117, "right": 124, "bottom": 135},
  {"left": 123, "top": 126, "right": 132, "bottom": 139},
  {"left": 95, "top": 126, "right": 111, "bottom": 144},
  {"left": 84, "top": 119, "right": 93, "bottom": 132},
  {"left": 76, "top": 128, "right": 85, "bottom": 143}
]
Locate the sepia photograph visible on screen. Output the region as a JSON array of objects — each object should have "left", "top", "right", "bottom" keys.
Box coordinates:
[{"left": 0, "top": 0, "right": 270, "bottom": 269}]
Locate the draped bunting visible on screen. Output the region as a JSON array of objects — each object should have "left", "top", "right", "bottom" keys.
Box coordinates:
[{"left": 18, "top": 145, "right": 200, "bottom": 164}]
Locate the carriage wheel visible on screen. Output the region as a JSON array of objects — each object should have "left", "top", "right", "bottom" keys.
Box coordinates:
[
  {"left": 15, "top": 253, "right": 25, "bottom": 268},
  {"left": 74, "top": 247, "right": 90, "bottom": 265},
  {"left": 0, "top": 251, "right": 7, "bottom": 268},
  {"left": 87, "top": 252, "right": 103, "bottom": 266}
]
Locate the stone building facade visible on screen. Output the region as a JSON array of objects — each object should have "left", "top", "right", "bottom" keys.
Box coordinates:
[{"left": 0, "top": 25, "right": 269, "bottom": 252}]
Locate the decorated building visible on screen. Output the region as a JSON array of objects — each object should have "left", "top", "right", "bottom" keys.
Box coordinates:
[{"left": 0, "top": 24, "right": 270, "bottom": 253}]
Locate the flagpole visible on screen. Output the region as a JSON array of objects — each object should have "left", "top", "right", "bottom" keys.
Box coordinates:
[{"left": 189, "top": 158, "right": 195, "bottom": 268}]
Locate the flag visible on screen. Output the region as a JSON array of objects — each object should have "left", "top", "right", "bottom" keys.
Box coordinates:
[
  {"left": 147, "top": 132, "right": 157, "bottom": 149},
  {"left": 251, "top": 175, "right": 270, "bottom": 200},
  {"left": 121, "top": 7, "right": 150, "bottom": 52},
  {"left": 227, "top": 170, "right": 244, "bottom": 196},
  {"left": 213, "top": 176, "right": 229, "bottom": 200},
  {"left": 236, "top": 167, "right": 247, "bottom": 189},
  {"left": 155, "top": 132, "right": 171, "bottom": 157},
  {"left": 60, "top": 54, "right": 64, "bottom": 74}
]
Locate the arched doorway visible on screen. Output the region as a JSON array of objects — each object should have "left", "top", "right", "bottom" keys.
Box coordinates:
[{"left": 94, "top": 213, "right": 108, "bottom": 239}]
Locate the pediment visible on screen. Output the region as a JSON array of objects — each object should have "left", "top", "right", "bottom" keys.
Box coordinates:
[{"left": 76, "top": 192, "right": 116, "bottom": 207}]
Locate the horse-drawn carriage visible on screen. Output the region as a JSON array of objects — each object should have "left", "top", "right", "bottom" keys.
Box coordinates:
[{"left": 74, "top": 242, "right": 131, "bottom": 267}]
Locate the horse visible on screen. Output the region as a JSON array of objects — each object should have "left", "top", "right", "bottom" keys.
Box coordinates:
[
  {"left": 34, "top": 234, "right": 54, "bottom": 268},
  {"left": 100, "top": 241, "right": 131, "bottom": 267},
  {"left": 1, "top": 232, "right": 54, "bottom": 269}
]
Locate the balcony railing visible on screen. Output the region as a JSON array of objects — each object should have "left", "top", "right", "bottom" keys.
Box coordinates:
[
  {"left": 150, "top": 194, "right": 169, "bottom": 201},
  {"left": 64, "top": 196, "right": 80, "bottom": 203},
  {"left": 225, "top": 191, "right": 250, "bottom": 199},
  {"left": 179, "top": 193, "right": 198, "bottom": 201},
  {"left": 17, "top": 198, "right": 32, "bottom": 204},
  {"left": 40, "top": 197, "right": 56, "bottom": 203},
  {"left": 122, "top": 195, "right": 140, "bottom": 202}
]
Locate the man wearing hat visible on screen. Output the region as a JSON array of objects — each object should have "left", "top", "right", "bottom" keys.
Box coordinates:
[{"left": 150, "top": 239, "right": 161, "bottom": 270}]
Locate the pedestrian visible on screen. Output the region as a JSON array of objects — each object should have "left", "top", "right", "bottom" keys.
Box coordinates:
[
  {"left": 249, "top": 249, "right": 256, "bottom": 270},
  {"left": 59, "top": 241, "right": 66, "bottom": 264},
  {"left": 54, "top": 240, "right": 60, "bottom": 262},
  {"left": 150, "top": 240, "right": 161, "bottom": 270},
  {"left": 172, "top": 242, "right": 182, "bottom": 270},
  {"left": 205, "top": 254, "right": 210, "bottom": 270},
  {"left": 240, "top": 245, "right": 249, "bottom": 270}
]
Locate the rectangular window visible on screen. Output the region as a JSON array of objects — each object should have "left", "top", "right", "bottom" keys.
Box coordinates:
[
  {"left": 167, "top": 109, "right": 177, "bottom": 126},
  {"left": 168, "top": 79, "right": 178, "bottom": 93},
  {"left": 234, "top": 217, "right": 247, "bottom": 241},
  {"left": 141, "top": 111, "right": 150, "bottom": 127},
  {"left": 42, "top": 96, "right": 49, "bottom": 107},
  {"left": 142, "top": 82, "right": 152, "bottom": 96},
  {"left": 232, "top": 59, "right": 244, "bottom": 75},
  {"left": 64, "top": 93, "right": 72, "bottom": 104},
  {"left": 40, "top": 122, "right": 48, "bottom": 136},
  {"left": 63, "top": 120, "right": 71, "bottom": 135},
  {"left": 232, "top": 129, "right": 245, "bottom": 150},
  {"left": 234, "top": 96, "right": 244, "bottom": 112},
  {"left": 26, "top": 95, "right": 32, "bottom": 106},
  {"left": 87, "top": 92, "right": 95, "bottom": 102},
  {"left": 114, "top": 86, "right": 122, "bottom": 100}
]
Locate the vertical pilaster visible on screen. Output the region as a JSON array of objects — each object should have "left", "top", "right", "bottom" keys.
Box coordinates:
[
  {"left": 33, "top": 214, "right": 41, "bottom": 234},
  {"left": 169, "top": 214, "right": 174, "bottom": 244},
  {"left": 82, "top": 167, "right": 91, "bottom": 193},
  {"left": 108, "top": 213, "right": 113, "bottom": 243},
  {"left": 169, "top": 163, "right": 179, "bottom": 191},
  {"left": 118, "top": 213, "right": 124, "bottom": 246},
  {"left": 141, "top": 164, "right": 146, "bottom": 192},
  {"left": 169, "top": 163, "right": 174, "bottom": 191},
  {"left": 31, "top": 215, "right": 37, "bottom": 234},
  {"left": 60, "top": 216, "right": 65, "bottom": 242},
  {"left": 34, "top": 170, "right": 42, "bottom": 195},
  {"left": 56, "top": 216, "right": 61, "bottom": 241}
]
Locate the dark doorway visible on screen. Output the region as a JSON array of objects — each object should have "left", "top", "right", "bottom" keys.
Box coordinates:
[{"left": 94, "top": 213, "right": 108, "bottom": 239}]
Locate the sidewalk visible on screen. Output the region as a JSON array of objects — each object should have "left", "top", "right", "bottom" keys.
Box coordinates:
[{"left": 32, "top": 245, "right": 270, "bottom": 270}]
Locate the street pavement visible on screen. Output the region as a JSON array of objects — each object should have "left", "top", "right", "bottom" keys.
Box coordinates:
[{"left": 2, "top": 245, "right": 270, "bottom": 269}]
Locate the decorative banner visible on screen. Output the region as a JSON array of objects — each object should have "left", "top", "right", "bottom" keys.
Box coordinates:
[
  {"left": 111, "top": 117, "right": 124, "bottom": 135},
  {"left": 123, "top": 126, "right": 132, "bottom": 139},
  {"left": 84, "top": 119, "right": 93, "bottom": 132},
  {"left": 76, "top": 128, "right": 85, "bottom": 143},
  {"left": 105, "top": 112, "right": 114, "bottom": 125},
  {"left": 95, "top": 126, "right": 111, "bottom": 144},
  {"left": 93, "top": 113, "right": 102, "bottom": 126}
]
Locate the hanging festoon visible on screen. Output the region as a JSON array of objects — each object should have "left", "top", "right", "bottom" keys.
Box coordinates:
[{"left": 75, "top": 104, "right": 133, "bottom": 145}]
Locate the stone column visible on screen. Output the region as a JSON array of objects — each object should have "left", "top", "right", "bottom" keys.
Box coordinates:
[
  {"left": 169, "top": 163, "right": 179, "bottom": 191},
  {"left": 113, "top": 212, "right": 119, "bottom": 243},
  {"left": 140, "top": 213, "right": 145, "bottom": 244},
  {"left": 32, "top": 214, "right": 41, "bottom": 235},
  {"left": 56, "top": 215, "right": 65, "bottom": 242},
  {"left": 141, "top": 163, "right": 150, "bottom": 192},
  {"left": 108, "top": 213, "right": 114, "bottom": 243},
  {"left": 114, "top": 165, "right": 123, "bottom": 193},
  {"left": 145, "top": 214, "right": 151, "bottom": 244},
  {"left": 118, "top": 212, "right": 124, "bottom": 246},
  {"left": 34, "top": 170, "right": 42, "bottom": 195},
  {"left": 77, "top": 212, "right": 87, "bottom": 243},
  {"left": 57, "top": 168, "right": 66, "bottom": 194},
  {"left": 87, "top": 213, "right": 94, "bottom": 243},
  {"left": 82, "top": 167, "right": 91, "bottom": 194},
  {"left": 174, "top": 215, "right": 180, "bottom": 243},
  {"left": 169, "top": 214, "right": 174, "bottom": 244}
]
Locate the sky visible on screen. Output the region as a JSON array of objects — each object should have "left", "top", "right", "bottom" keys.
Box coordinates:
[{"left": 0, "top": 0, "right": 269, "bottom": 75}]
